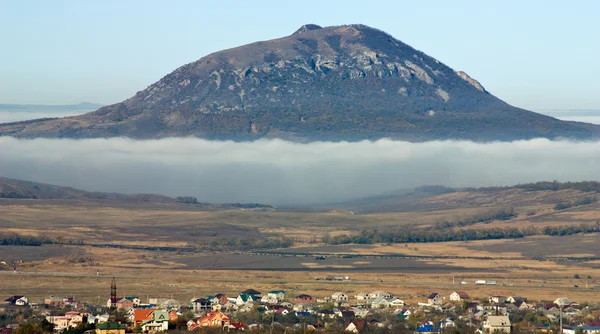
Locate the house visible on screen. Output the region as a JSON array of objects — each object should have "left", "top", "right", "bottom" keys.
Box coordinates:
[
  {"left": 318, "top": 309, "right": 335, "bottom": 319},
  {"left": 140, "top": 310, "right": 170, "bottom": 332},
  {"left": 506, "top": 296, "right": 524, "bottom": 304},
  {"left": 295, "top": 294, "right": 314, "bottom": 304},
  {"left": 191, "top": 311, "right": 231, "bottom": 329},
  {"left": 345, "top": 320, "right": 365, "bottom": 333},
  {"left": 44, "top": 296, "right": 62, "bottom": 306},
  {"left": 133, "top": 309, "right": 155, "bottom": 327},
  {"left": 483, "top": 304, "right": 508, "bottom": 315},
  {"left": 332, "top": 292, "right": 349, "bottom": 302},
  {"left": 489, "top": 296, "right": 506, "bottom": 304},
  {"left": 368, "top": 291, "right": 392, "bottom": 299},
  {"left": 563, "top": 326, "right": 600, "bottom": 334},
  {"left": 267, "top": 290, "right": 285, "bottom": 301},
  {"left": 62, "top": 297, "right": 80, "bottom": 309},
  {"left": 416, "top": 323, "right": 439, "bottom": 333},
  {"left": 428, "top": 293, "right": 441, "bottom": 305},
  {"left": 124, "top": 296, "right": 141, "bottom": 307},
  {"left": 96, "top": 322, "right": 126, "bottom": 334},
  {"left": 192, "top": 298, "right": 212, "bottom": 312},
  {"left": 236, "top": 294, "right": 254, "bottom": 305},
  {"left": 388, "top": 298, "right": 405, "bottom": 308},
  {"left": 483, "top": 315, "right": 511, "bottom": 333},
  {"left": 449, "top": 291, "right": 470, "bottom": 302},
  {"left": 4, "top": 296, "right": 28, "bottom": 306},
  {"left": 369, "top": 296, "right": 390, "bottom": 309},
  {"left": 355, "top": 293, "right": 368, "bottom": 301},
  {"left": 240, "top": 289, "right": 261, "bottom": 299},
  {"left": 213, "top": 293, "right": 228, "bottom": 305},
  {"left": 260, "top": 295, "right": 279, "bottom": 304},
  {"left": 554, "top": 297, "right": 572, "bottom": 306}
]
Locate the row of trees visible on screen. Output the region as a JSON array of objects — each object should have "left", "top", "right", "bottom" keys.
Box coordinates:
[
  {"left": 463, "top": 180, "right": 600, "bottom": 193},
  {"left": 323, "top": 222, "right": 600, "bottom": 245},
  {"left": 434, "top": 207, "right": 516, "bottom": 229},
  {"left": 0, "top": 234, "right": 54, "bottom": 246},
  {"left": 196, "top": 237, "right": 294, "bottom": 251},
  {"left": 554, "top": 195, "right": 598, "bottom": 210}
]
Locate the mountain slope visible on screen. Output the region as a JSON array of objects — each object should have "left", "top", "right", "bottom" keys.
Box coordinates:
[
  {"left": 2, "top": 24, "right": 599, "bottom": 141},
  {"left": 0, "top": 177, "right": 176, "bottom": 203}
]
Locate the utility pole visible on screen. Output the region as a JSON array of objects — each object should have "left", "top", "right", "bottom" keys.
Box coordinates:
[{"left": 559, "top": 305, "right": 563, "bottom": 333}]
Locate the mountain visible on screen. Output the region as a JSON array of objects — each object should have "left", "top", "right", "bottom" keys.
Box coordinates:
[{"left": 1, "top": 24, "right": 599, "bottom": 141}]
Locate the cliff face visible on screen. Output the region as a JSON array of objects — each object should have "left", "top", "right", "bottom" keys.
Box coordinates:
[{"left": 2, "top": 24, "right": 598, "bottom": 141}]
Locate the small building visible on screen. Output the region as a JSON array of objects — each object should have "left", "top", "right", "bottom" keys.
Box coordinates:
[
  {"left": 195, "top": 312, "right": 231, "bottom": 328},
  {"left": 489, "top": 296, "right": 506, "bottom": 304},
  {"left": 368, "top": 291, "right": 391, "bottom": 299},
  {"left": 483, "top": 315, "right": 511, "bottom": 333},
  {"left": 449, "top": 291, "right": 470, "bottom": 302},
  {"left": 428, "top": 293, "right": 441, "bottom": 305},
  {"left": 4, "top": 296, "right": 28, "bottom": 306},
  {"left": 345, "top": 320, "right": 365, "bottom": 333},
  {"left": 237, "top": 294, "right": 255, "bottom": 305},
  {"left": 95, "top": 322, "right": 126, "bottom": 334},
  {"left": 332, "top": 292, "right": 349, "bottom": 302},
  {"left": 192, "top": 298, "right": 212, "bottom": 312},
  {"left": 267, "top": 290, "right": 285, "bottom": 301},
  {"left": 295, "top": 294, "right": 314, "bottom": 304}
]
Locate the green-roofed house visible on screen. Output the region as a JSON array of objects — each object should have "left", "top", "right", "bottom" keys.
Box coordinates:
[
  {"left": 267, "top": 290, "right": 286, "bottom": 301},
  {"left": 96, "top": 322, "right": 126, "bottom": 334},
  {"left": 236, "top": 294, "right": 254, "bottom": 305}
]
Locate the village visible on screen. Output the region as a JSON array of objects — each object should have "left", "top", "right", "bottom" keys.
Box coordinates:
[{"left": 2, "top": 278, "right": 600, "bottom": 334}]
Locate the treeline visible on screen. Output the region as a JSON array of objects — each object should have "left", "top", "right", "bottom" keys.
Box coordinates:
[
  {"left": 554, "top": 195, "right": 598, "bottom": 210},
  {"left": 0, "top": 192, "right": 37, "bottom": 199},
  {"left": 323, "top": 223, "right": 600, "bottom": 245},
  {"left": 435, "top": 207, "right": 516, "bottom": 229},
  {"left": 175, "top": 196, "right": 198, "bottom": 204},
  {"left": 0, "top": 234, "right": 54, "bottom": 246},
  {"left": 196, "top": 237, "right": 294, "bottom": 251},
  {"left": 464, "top": 181, "right": 600, "bottom": 193}
]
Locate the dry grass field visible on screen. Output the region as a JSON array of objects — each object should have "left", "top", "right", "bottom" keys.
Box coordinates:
[{"left": 1, "top": 187, "right": 599, "bottom": 306}]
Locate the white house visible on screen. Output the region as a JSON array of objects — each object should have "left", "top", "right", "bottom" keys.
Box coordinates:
[
  {"left": 428, "top": 293, "right": 442, "bottom": 305},
  {"left": 368, "top": 291, "right": 392, "bottom": 299},
  {"left": 449, "top": 291, "right": 470, "bottom": 302},
  {"left": 355, "top": 293, "right": 368, "bottom": 301},
  {"left": 236, "top": 294, "right": 254, "bottom": 305},
  {"left": 260, "top": 296, "right": 279, "bottom": 304},
  {"left": 267, "top": 290, "right": 285, "bottom": 301},
  {"left": 15, "top": 297, "right": 29, "bottom": 306},
  {"left": 489, "top": 296, "right": 506, "bottom": 304},
  {"left": 483, "top": 315, "right": 511, "bottom": 333},
  {"left": 388, "top": 298, "right": 405, "bottom": 308},
  {"left": 369, "top": 297, "right": 390, "bottom": 309},
  {"left": 332, "top": 292, "right": 348, "bottom": 302}
]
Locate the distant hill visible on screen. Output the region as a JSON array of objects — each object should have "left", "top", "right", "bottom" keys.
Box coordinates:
[
  {"left": 322, "top": 181, "right": 600, "bottom": 213},
  {"left": 0, "top": 177, "right": 275, "bottom": 209},
  {"left": 0, "top": 177, "right": 176, "bottom": 204},
  {"left": 1, "top": 24, "right": 598, "bottom": 141}
]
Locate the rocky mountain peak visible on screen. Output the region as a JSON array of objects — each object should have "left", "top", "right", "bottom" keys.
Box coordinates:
[{"left": 292, "top": 24, "right": 323, "bottom": 35}]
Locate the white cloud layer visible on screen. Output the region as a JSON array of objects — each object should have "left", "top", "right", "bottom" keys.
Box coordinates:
[{"left": 0, "top": 137, "right": 599, "bottom": 205}]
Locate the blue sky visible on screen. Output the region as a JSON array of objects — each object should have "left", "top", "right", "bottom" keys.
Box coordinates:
[{"left": 1, "top": 0, "right": 599, "bottom": 111}]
